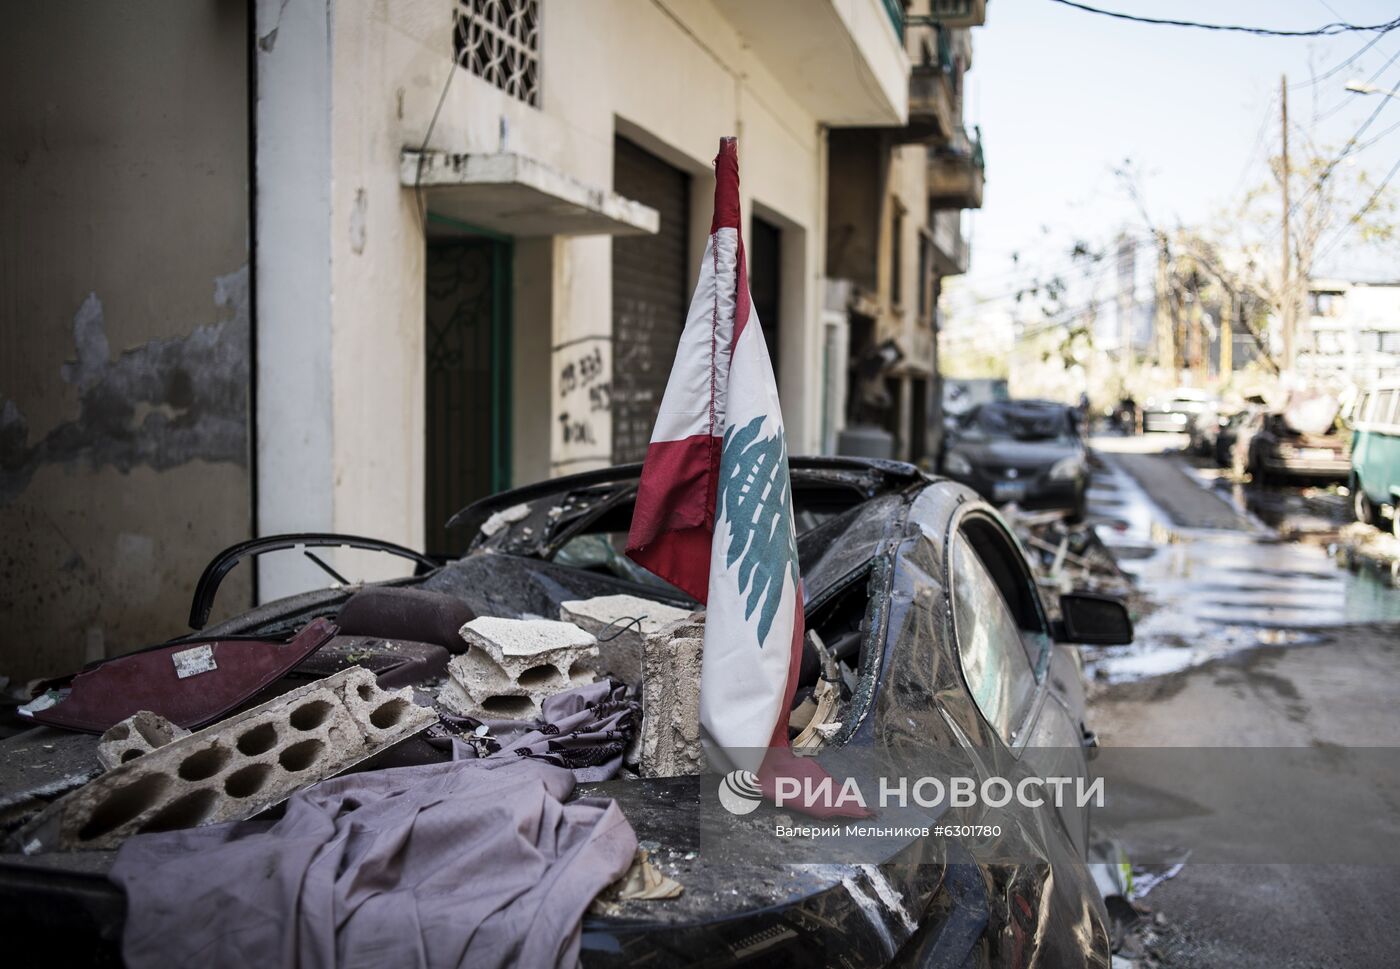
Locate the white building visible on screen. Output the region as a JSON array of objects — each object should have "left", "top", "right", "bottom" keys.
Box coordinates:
[{"left": 1299, "top": 279, "right": 1400, "bottom": 390}]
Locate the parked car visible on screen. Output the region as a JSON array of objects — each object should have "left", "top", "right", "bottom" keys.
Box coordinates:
[
  {"left": 1350, "top": 381, "right": 1400, "bottom": 532},
  {"left": 941, "top": 400, "right": 1090, "bottom": 520},
  {"left": 1246, "top": 394, "right": 1351, "bottom": 485},
  {"left": 1142, "top": 388, "right": 1213, "bottom": 434},
  {"left": 0, "top": 457, "right": 1126, "bottom": 967},
  {"left": 1215, "top": 407, "right": 1261, "bottom": 470}
]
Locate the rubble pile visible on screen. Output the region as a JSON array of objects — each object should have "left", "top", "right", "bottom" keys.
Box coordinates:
[
  {"left": 1000, "top": 504, "right": 1134, "bottom": 597},
  {"left": 1334, "top": 521, "right": 1400, "bottom": 587}
]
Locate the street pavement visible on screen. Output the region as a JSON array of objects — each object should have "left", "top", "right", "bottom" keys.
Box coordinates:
[{"left": 1086, "top": 433, "right": 1400, "bottom": 968}]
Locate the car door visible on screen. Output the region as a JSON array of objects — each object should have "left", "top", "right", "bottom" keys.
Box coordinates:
[{"left": 947, "top": 510, "right": 1092, "bottom": 855}]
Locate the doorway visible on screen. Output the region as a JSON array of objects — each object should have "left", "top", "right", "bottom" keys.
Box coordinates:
[{"left": 424, "top": 237, "right": 512, "bottom": 555}]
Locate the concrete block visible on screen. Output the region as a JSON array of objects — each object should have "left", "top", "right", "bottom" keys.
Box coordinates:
[
  {"left": 96, "top": 711, "right": 189, "bottom": 771},
  {"left": 639, "top": 615, "right": 706, "bottom": 778},
  {"left": 559, "top": 595, "right": 691, "bottom": 685},
  {"left": 14, "top": 667, "right": 435, "bottom": 853},
  {"left": 439, "top": 617, "right": 599, "bottom": 720}
]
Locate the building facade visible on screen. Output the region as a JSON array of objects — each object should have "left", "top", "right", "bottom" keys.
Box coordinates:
[
  {"left": 1298, "top": 280, "right": 1400, "bottom": 390},
  {"left": 826, "top": 1, "right": 985, "bottom": 464},
  {"left": 1, "top": 0, "right": 986, "bottom": 679}
]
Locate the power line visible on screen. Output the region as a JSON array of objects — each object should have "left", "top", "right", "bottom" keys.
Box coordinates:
[
  {"left": 1290, "top": 32, "right": 1386, "bottom": 90},
  {"left": 1309, "top": 46, "right": 1400, "bottom": 125},
  {"left": 1048, "top": 1, "right": 1400, "bottom": 38}
]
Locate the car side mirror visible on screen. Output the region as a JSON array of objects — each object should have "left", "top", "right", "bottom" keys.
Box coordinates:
[{"left": 1053, "top": 592, "right": 1134, "bottom": 645}]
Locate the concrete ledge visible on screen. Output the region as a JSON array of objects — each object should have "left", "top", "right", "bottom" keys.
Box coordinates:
[{"left": 402, "top": 150, "right": 660, "bottom": 238}]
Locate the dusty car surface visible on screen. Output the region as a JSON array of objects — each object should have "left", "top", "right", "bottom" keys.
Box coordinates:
[
  {"left": 0, "top": 457, "right": 1123, "bottom": 968},
  {"left": 941, "top": 400, "right": 1090, "bottom": 520}
]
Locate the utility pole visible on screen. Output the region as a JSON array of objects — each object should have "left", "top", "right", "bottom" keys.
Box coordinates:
[
  {"left": 1280, "top": 74, "right": 1295, "bottom": 374},
  {"left": 1154, "top": 234, "right": 1174, "bottom": 375}
]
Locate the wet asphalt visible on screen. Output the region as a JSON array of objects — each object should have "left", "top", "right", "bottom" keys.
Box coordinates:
[{"left": 1084, "top": 433, "right": 1400, "bottom": 968}]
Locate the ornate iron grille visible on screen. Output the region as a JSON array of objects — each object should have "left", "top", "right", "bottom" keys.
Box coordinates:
[{"left": 453, "top": 0, "right": 540, "bottom": 107}]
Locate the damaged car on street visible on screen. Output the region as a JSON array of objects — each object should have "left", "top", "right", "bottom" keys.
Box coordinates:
[
  {"left": 940, "top": 400, "right": 1091, "bottom": 520},
  {"left": 0, "top": 457, "right": 1130, "bottom": 968}
]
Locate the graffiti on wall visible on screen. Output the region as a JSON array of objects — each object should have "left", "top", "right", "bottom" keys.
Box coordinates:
[{"left": 552, "top": 336, "right": 612, "bottom": 468}]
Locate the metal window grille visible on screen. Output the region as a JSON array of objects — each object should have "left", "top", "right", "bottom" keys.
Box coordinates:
[{"left": 453, "top": 0, "right": 540, "bottom": 107}]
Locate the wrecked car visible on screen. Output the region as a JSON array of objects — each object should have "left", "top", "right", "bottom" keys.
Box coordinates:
[
  {"left": 0, "top": 457, "right": 1130, "bottom": 967},
  {"left": 1246, "top": 394, "right": 1351, "bottom": 486},
  {"left": 941, "top": 400, "right": 1091, "bottom": 520}
]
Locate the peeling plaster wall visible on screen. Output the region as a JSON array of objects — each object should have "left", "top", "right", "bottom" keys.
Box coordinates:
[{"left": 0, "top": 2, "right": 252, "bottom": 678}]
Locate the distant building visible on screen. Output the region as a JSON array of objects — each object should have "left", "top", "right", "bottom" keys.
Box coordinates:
[{"left": 1298, "top": 280, "right": 1400, "bottom": 389}]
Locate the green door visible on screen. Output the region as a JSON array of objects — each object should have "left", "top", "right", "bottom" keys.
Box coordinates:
[{"left": 424, "top": 238, "right": 512, "bottom": 555}]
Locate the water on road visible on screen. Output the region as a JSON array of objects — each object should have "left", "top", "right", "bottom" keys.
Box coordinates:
[{"left": 1082, "top": 434, "right": 1400, "bottom": 683}]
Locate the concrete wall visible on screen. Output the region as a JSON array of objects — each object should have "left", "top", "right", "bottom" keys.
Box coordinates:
[
  {"left": 254, "top": 0, "right": 837, "bottom": 603},
  {"left": 0, "top": 1, "right": 252, "bottom": 679}
]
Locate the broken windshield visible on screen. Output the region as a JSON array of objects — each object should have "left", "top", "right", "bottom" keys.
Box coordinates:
[{"left": 960, "top": 402, "right": 1075, "bottom": 443}]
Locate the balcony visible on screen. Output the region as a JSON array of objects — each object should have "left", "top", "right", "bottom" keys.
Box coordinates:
[
  {"left": 712, "top": 0, "right": 909, "bottom": 125},
  {"left": 927, "top": 126, "right": 984, "bottom": 209},
  {"left": 897, "top": 65, "right": 955, "bottom": 143},
  {"left": 908, "top": 0, "right": 988, "bottom": 29}
]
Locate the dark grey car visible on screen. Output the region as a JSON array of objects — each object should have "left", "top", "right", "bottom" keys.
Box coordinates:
[{"left": 940, "top": 400, "right": 1090, "bottom": 519}]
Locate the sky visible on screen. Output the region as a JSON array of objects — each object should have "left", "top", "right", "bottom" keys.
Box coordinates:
[{"left": 954, "top": 0, "right": 1400, "bottom": 318}]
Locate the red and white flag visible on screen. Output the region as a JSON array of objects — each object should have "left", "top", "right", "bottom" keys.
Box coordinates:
[{"left": 626, "top": 138, "right": 859, "bottom": 817}]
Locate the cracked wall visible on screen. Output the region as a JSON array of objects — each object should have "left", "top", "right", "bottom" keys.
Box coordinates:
[{"left": 1, "top": 1, "right": 253, "bottom": 679}]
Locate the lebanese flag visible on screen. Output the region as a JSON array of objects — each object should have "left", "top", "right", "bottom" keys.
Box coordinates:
[{"left": 626, "top": 138, "right": 863, "bottom": 818}]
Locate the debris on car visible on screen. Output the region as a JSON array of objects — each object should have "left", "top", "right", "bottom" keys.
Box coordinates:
[
  {"left": 95, "top": 711, "right": 189, "bottom": 771},
  {"left": 12, "top": 666, "right": 434, "bottom": 853},
  {"left": 0, "top": 456, "right": 1124, "bottom": 967},
  {"left": 438, "top": 617, "right": 599, "bottom": 720}
]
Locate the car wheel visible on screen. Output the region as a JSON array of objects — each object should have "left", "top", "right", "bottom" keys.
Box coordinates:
[{"left": 1354, "top": 485, "right": 1376, "bottom": 526}]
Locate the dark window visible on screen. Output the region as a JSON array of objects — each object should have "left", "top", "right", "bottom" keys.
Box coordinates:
[
  {"left": 890, "top": 203, "right": 904, "bottom": 307},
  {"left": 917, "top": 232, "right": 931, "bottom": 319},
  {"left": 750, "top": 214, "right": 782, "bottom": 388}
]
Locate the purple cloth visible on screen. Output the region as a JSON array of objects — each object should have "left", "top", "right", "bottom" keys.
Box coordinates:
[
  {"left": 112, "top": 756, "right": 635, "bottom": 969},
  {"left": 435, "top": 678, "right": 640, "bottom": 782},
  {"left": 111, "top": 680, "right": 643, "bottom": 969}
]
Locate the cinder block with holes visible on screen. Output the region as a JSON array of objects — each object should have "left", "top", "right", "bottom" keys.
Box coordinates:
[
  {"left": 438, "top": 617, "right": 598, "bottom": 720},
  {"left": 13, "top": 667, "right": 435, "bottom": 853},
  {"left": 95, "top": 711, "right": 189, "bottom": 771}
]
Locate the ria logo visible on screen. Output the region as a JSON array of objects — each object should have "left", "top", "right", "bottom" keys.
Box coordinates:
[{"left": 717, "top": 769, "right": 763, "bottom": 815}]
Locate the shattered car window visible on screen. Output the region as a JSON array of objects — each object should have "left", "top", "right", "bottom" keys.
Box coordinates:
[
  {"left": 950, "top": 531, "right": 1037, "bottom": 745},
  {"left": 553, "top": 532, "right": 684, "bottom": 593}
]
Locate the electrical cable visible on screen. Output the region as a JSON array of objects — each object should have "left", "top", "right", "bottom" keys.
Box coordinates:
[{"left": 1047, "top": 0, "right": 1400, "bottom": 38}]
